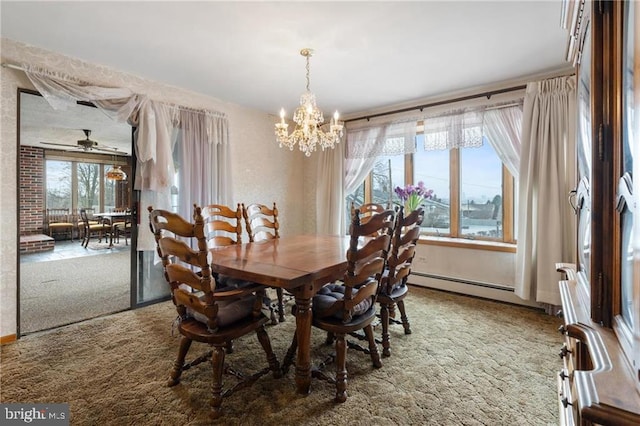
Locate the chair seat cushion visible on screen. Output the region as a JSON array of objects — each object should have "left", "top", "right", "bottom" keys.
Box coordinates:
[
  {"left": 216, "top": 274, "right": 257, "bottom": 290},
  {"left": 313, "top": 283, "right": 373, "bottom": 320},
  {"left": 187, "top": 293, "right": 256, "bottom": 328},
  {"left": 379, "top": 281, "right": 409, "bottom": 300},
  {"left": 49, "top": 222, "right": 73, "bottom": 228}
]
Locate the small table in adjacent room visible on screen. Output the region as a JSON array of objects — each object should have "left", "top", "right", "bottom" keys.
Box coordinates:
[{"left": 93, "top": 211, "right": 132, "bottom": 247}]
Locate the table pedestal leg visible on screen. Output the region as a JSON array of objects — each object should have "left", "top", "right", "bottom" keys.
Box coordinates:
[{"left": 295, "top": 294, "right": 312, "bottom": 394}]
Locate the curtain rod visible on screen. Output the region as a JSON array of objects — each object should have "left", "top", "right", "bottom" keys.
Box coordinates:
[
  {"left": 3, "top": 62, "right": 226, "bottom": 119},
  {"left": 344, "top": 84, "right": 527, "bottom": 123},
  {"left": 1, "top": 63, "right": 22, "bottom": 71}
]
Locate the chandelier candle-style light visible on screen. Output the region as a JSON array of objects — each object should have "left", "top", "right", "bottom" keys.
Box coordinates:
[{"left": 276, "top": 48, "right": 343, "bottom": 157}]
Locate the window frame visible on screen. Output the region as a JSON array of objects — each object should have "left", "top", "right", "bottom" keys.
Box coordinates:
[
  {"left": 357, "top": 131, "right": 517, "bottom": 249},
  {"left": 44, "top": 150, "right": 128, "bottom": 213}
]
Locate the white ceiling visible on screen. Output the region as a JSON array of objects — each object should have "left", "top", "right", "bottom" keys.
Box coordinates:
[{"left": 2, "top": 1, "right": 572, "bottom": 153}]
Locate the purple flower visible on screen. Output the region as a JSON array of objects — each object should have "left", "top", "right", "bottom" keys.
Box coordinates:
[{"left": 394, "top": 181, "right": 434, "bottom": 211}]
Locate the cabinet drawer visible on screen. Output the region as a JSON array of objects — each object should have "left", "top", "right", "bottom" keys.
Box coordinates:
[{"left": 557, "top": 370, "right": 576, "bottom": 426}]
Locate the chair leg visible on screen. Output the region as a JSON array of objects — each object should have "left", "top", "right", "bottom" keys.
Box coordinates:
[
  {"left": 397, "top": 300, "right": 412, "bottom": 335},
  {"left": 282, "top": 330, "right": 297, "bottom": 375},
  {"left": 168, "top": 336, "right": 192, "bottom": 386},
  {"left": 380, "top": 303, "right": 391, "bottom": 357},
  {"left": 363, "top": 324, "right": 382, "bottom": 368},
  {"left": 256, "top": 325, "right": 282, "bottom": 378},
  {"left": 334, "top": 333, "right": 348, "bottom": 403},
  {"left": 325, "top": 331, "right": 335, "bottom": 345},
  {"left": 210, "top": 344, "right": 226, "bottom": 420},
  {"left": 276, "top": 288, "right": 285, "bottom": 322}
]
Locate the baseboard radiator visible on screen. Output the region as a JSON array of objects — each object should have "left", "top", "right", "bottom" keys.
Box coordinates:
[{"left": 410, "top": 272, "right": 515, "bottom": 292}]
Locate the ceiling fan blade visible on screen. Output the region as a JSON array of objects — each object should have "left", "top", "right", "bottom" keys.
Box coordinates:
[
  {"left": 93, "top": 147, "right": 125, "bottom": 155},
  {"left": 40, "top": 141, "right": 78, "bottom": 148}
]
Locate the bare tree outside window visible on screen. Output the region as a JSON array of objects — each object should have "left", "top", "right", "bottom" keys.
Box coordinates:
[
  {"left": 46, "top": 160, "right": 72, "bottom": 209},
  {"left": 77, "top": 162, "right": 100, "bottom": 209}
]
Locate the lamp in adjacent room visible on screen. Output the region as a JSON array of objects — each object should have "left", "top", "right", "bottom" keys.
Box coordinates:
[
  {"left": 275, "top": 48, "right": 343, "bottom": 157},
  {"left": 106, "top": 164, "right": 127, "bottom": 181}
]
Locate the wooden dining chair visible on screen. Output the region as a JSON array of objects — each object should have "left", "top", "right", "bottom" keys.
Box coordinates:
[
  {"left": 378, "top": 206, "right": 424, "bottom": 357},
  {"left": 242, "top": 202, "right": 287, "bottom": 323},
  {"left": 113, "top": 212, "right": 132, "bottom": 245},
  {"left": 203, "top": 203, "right": 277, "bottom": 324},
  {"left": 282, "top": 208, "right": 395, "bottom": 403},
  {"left": 201, "top": 203, "right": 243, "bottom": 248},
  {"left": 350, "top": 202, "right": 386, "bottom": 223},
  {"left": 79, "top": 208, "right": 112, "bottom": 248},
  {"left": 45, "top": 208, "right": 74, "bottom": 241},
  {"left": 148, "top": 204, "right": 280, "bottom": 419},
  {"left": 351, "top": 202, "right": 389, "bottom": 236}
]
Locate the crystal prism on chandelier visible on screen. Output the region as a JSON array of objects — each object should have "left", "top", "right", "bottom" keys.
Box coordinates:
[{"left": 275, "top": 48, "right": 343, "bottom": 157}]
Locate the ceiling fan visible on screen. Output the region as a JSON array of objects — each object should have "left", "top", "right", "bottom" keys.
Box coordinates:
[{"left": 40, "top": 129, "right": 123, "bottom": 154}]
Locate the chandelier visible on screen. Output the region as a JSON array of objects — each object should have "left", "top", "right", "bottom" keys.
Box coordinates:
[{"left": 275, "top": 48, "right": 343, "bottom": 157}]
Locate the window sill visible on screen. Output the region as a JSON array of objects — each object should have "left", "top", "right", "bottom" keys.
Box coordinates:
[{"left": 418, "top": 235, "right": 516, "bottom": 253}]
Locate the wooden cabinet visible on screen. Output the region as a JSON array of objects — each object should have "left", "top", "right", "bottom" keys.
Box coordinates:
[
  {"left": 557, "top": 264, "right": 640, "bottom": 425},
  {"left": 558, "top": 1, "right": 640, "bottom": 423}
]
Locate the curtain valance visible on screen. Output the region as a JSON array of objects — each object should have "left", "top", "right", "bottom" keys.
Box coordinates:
[
  {"left": 18, "top": 64, "right": 232, "bottom": 251},
  {"left": 346, "top": 121, "right": 416, "bottom": 159},
  {"left": 422, "top": 108, "right": 486, "bottom": 150},
  {"left": 21, "top": 65, "right": 228, "bottom": 192}
]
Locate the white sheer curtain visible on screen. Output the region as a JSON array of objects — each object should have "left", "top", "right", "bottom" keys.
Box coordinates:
[
  {"left": 516, "top": 75, "right": 577, "bottom": 306},
  {"left": 316, "top": 142, "right": 344, "bottom": 235},
  {"left": 21, "top": 65, "right": 231, "bottom": 250},
  {"left": 345, "top": 122, "right": 416, "bottom": 196},
  {"left": 483, "top": 105, "right": 523, "bottom": 177},
  {"left": 175, "top": 110, "right": 231, "bottom": 223}
]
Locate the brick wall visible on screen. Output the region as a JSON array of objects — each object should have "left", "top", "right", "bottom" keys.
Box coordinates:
[{"left": 20, "top": 146, "right": 45, "bottom": 236}]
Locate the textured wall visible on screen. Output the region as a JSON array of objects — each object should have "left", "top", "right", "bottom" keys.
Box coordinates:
[{"left": 1, "top": 38, "right": 308, "bottom": 338}]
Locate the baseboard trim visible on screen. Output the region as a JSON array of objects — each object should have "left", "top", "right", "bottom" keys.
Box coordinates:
[
  {"left": 411, "top": 271, "right": 515, "bottom": 292},
  {"left": 409, "top": 273, "right": 542, "bottom": 309},
  {"left": 1, "top": 334, "right": 17, "bottom": 345}
]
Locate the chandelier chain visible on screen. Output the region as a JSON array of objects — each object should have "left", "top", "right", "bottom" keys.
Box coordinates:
[{"left": 305, "top": 55, "right": 311, "bottom": 92}]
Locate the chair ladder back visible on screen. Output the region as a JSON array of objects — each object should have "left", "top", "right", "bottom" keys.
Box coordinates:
[
  {"left": 342, "top": 208, "right": 395, "bottom": 322},
  {"left": 149, "top": 205, "right": 218, "bottom": 330},
  {"left": 242, "top": 202, "right": 279, "bottom": 242},
  {"left": 201, "top": 203, "right": 243, "bottom": 248},
  {"left": 384, "top": 206, "right": 424, "bottom": 294}
]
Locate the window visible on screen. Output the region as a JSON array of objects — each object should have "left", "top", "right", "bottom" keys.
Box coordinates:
[
  {"left": 349, "top": 131, "right": 516, "bottom": 244},
  {"left": 45, "top": 160, "right": 72, "bottom": 209},
  {"left": 414, "top": 143, "right": 450, "bottom": 234},
  {"left": 45, "top": 156, "right": 123, "bottom": 213},
  {"left": 371, "top": 154, "right": 404, "bottom": 206},
  {"left": 459, "top": 141, "right": 504, "bottom": 239}
]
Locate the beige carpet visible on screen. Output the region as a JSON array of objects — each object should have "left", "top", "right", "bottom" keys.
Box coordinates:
[
  {"left": 1, "top": 286, "right": 563, "bottom": 425},
  {"left": 19, "top": 251, "right": 130, "bottom": 333}
]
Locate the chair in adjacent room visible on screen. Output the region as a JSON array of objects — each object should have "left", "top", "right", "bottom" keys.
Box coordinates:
[
  {"left": 148, "top": 205, "right": 280, "bottom": 419},
  {"left": 113, "top": 212, "right": 132, "bottom": 245},
  {"left": 377, "top": 206, "right": 424, "bottom": 357},
  {"left": 45, "top": 208, "right": 74, "bottom": 241},
  {"left": 282, "top": 208, "right": 395, "bottom": 403},
  {"left": 242, "top": 202, "right": 287, "bottom": 323},
  {"left": 79, "top": 208, "right": 113, "bottom": 248}
]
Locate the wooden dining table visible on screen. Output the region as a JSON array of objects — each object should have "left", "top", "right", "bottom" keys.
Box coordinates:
[
  {"left": 93, "top": 211, "right": 132, "bottom": 246},
  {"left": 210, "top": 234, "right": 351, "bottom": 395}
]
